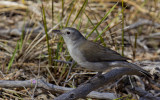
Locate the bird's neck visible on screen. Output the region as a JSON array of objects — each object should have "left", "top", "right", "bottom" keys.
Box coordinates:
[
  {"left": 64, "top": 37, "right": 87, "bottom": 63},
  {"left": 64, "top": 37, "right": 86, "bottom": 49}
]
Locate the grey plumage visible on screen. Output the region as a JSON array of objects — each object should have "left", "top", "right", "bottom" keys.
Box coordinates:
[
  {"left": 79, "top": 40, "right": 130, "bottom": 62},
  {"left": 53, "top": 27, "right": 152, "bottom": 78}
]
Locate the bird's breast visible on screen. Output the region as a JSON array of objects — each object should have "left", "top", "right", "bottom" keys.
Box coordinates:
[{"left": 67, "top": 44, "right": 86, "bottom": 64}]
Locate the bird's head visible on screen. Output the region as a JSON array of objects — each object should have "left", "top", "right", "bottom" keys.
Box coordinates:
[{"left": 53, "top": 27, "right": 85, "bottom": 44}]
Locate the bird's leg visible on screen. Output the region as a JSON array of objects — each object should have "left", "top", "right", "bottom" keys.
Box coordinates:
[
  {"left": 97, "top": 72, "right": 104, "bottom": 79},
  {"left": 84, "top": 72, "right": 103, "bottom": 83}
]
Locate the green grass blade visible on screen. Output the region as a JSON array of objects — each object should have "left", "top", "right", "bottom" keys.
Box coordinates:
[
  {"left": 77, "top": 4, "right": 86, "bottom": 30},
  {"left": 65, "top": 0, "right": 77, "bottom": 27},
  {"left": 133, "top": 32, "right": 138, "bottom": 59},
  {"left": 85, "top": 12, "right": 106, "bottom": 46},
  {"left": 86, "top": 2, "right": 118, "bottom": 38},
  {"left": 94, "top": 5, "right": 126, "bottom": 42},
  {"left": 7, "top": 41, "right": 19, "bottom": 72},
  {"left": 61, "top": 0, "right": 64, "bottom": 27},
  {"left": 41, "top": 4, "right": 52, "bottom": 65},
  {"left": 121, "top": 0, "right": 124, "bottom": 56},
  {"left": 41, "top": 4, "right": 58, "bottom": 85},
  {"left": 52, "top": 0, "right": 54, "bottom": 26},
  {"left": 71, "top": 0, "right": 88, "bottom": 26}
]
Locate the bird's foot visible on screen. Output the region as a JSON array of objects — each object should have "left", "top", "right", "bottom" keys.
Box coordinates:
[
  {"left": 97, "top": 74, "right": 105, "bottom": 79},
  {"left": 84, "top": 72, "right": 103, "bottom": 84}
]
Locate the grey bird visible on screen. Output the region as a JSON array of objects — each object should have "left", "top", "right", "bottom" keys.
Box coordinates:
[{"left": 53, "top": 27, "right": 151, "bottom": 78}]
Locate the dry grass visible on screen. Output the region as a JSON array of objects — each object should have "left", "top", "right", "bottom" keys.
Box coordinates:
[{"left": 0, "top": 0, "right": 160, "bottom": 99}]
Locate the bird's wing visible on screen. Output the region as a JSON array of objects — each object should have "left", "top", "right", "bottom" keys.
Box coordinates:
[{"left": 79, "top": 41, "right": 130, "bottom": 62}]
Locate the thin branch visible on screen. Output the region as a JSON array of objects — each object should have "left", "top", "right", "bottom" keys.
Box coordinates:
[
  {"left": 54, "top": 68, "right": 146, "bottom": 100},
  {"left": 128, "top": 87, "right": 160, "bottom": 100},
  {"left": 0, "top": 78, "right": 116, "bottom": 99}
]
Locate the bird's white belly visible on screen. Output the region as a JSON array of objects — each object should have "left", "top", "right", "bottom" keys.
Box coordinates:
[
  {"left": 67, "top": 44, "right": 85, "bottom": 63},
  {"left": 79, "top": 61, "right": 109, "bottom": 71}
]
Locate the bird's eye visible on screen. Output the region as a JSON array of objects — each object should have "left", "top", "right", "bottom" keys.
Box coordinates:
[{"left": 67, "top": 31, "right": 70, "bottom": 34}]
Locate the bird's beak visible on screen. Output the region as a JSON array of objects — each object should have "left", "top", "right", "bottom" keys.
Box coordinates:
[{"left": 52, "top": 30, "right": 62, "bottom": 35}]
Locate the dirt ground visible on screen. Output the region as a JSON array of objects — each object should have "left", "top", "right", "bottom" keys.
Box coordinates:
[{"left": 0, "top": 0, "right": 160, "bottom": 100}]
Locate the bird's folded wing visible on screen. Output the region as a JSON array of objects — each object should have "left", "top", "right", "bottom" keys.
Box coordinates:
[{"left": 79, "top": 41, "right": 130, "bottom": 62}]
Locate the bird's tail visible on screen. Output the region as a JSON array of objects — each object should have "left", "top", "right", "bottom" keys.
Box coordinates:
[
  {"left": 123, "top": 61, "right": 152, "bottom": 78},
  {"left": 111, "top": 61, "right": 152, "bottom": 78}
]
